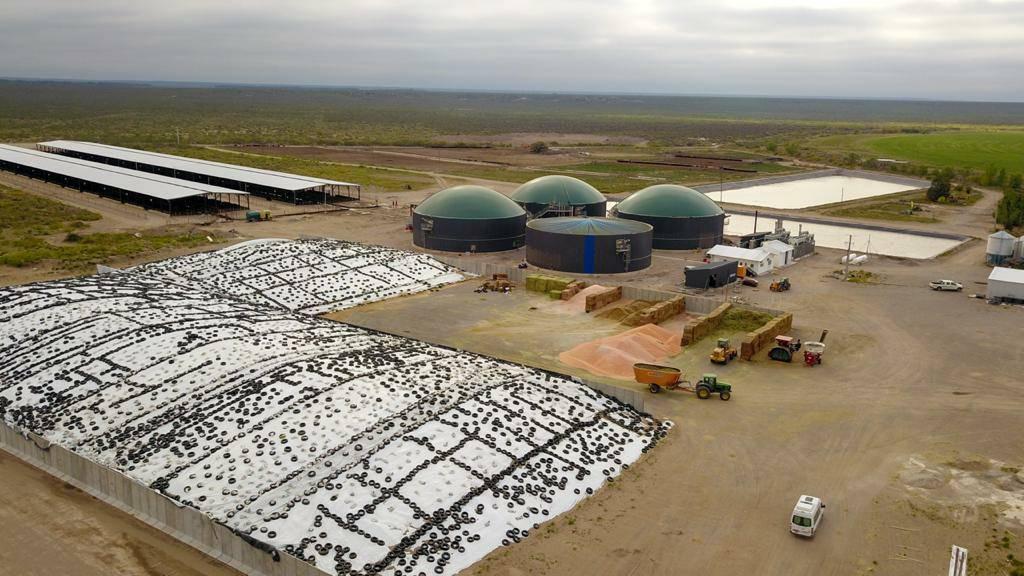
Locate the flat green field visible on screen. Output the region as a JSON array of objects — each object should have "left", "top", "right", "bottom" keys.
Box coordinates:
[{"left": 811, "top": 131, "right": 1024, "bottom": 174}]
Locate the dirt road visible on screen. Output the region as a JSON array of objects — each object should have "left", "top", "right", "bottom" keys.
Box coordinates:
[{"left": 0, "top": 451, "right": 240, "bottom": 576}]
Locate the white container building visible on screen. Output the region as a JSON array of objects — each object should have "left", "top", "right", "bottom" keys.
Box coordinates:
[
  {"left": 707, "top": 244, "right": 774, "bottom": 276},
  {"left": 987, "top": 267, "right": 1024, "bottom": 303},
  {"left": 761, "top": 239, "right": 795, "bottom": 267}
]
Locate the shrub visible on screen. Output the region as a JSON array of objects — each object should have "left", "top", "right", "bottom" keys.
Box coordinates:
[
  {"left": 528, "top": 141, "right": 549, "bottom": 154},
  {"left": 927, "top": 168, "right": 953, "bottom": 201}
]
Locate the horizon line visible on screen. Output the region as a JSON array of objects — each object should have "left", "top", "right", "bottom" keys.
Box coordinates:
[{"left": 3, "top": 76, "right": 1023, "bottom": 105}]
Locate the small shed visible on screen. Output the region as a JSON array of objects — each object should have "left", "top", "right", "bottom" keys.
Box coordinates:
[
  {"left": 706, "top": 245, "right": 774, "bottom": 276},
  {"left": 761, "top": 239, "right": 795, "bottom": 267},
  {"left": 684, "top": 260, "right": 738, "bottom": 289},
  {"left": 987, "top": 267, "right": 1024, "bottom": 303}
]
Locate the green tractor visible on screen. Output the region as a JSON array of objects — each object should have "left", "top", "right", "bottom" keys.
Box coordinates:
[{"left": 696, "top": 373, "right": 731, "bottom": 401}]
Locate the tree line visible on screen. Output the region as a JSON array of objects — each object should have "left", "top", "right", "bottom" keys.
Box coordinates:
[{"left": 981, "top": 166, "right": 1024, "bottom": 231}]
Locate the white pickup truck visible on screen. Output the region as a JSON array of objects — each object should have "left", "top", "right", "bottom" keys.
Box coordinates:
[{"left": 929, "top": 279, "right": 963, "bottom": 291}]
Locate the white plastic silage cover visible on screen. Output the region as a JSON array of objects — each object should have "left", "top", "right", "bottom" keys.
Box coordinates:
[{"left": 0, "top": 241, "right": 669, "bottom": 576}]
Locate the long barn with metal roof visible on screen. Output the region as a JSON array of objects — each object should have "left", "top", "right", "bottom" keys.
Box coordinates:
[
  {"left": 0, "top": 144, "right": 249, "bottom": 214},
  {"left": 37, "top": 140, "right": 361, "bottom": 204}
]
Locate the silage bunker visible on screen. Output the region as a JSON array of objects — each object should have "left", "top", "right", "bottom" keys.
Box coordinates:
[{"left": 0, "top": 239, "right": 669, "bottom": 576}]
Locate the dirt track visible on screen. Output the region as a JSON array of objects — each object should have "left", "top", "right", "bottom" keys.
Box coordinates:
[{"left": 0, "top": 451, "right": 240, "bottom": 576}]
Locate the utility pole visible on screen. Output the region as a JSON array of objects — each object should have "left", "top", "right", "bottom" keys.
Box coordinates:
[
  {"left": 175, "top": 128, "right": 180, "bottom": 146},
  {"left": 843, "top": 234, "right": 853, "bottom": 279}
]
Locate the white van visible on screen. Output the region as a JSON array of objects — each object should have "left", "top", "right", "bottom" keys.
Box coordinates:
[{"left": 790, "top": 495, "right": 825, "bottom": 537}]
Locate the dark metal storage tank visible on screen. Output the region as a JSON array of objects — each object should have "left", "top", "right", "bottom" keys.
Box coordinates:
[
  {"left": 612, "top": 184, "right": 725, "bottom": 249},
  {"left": 511, "top": 175, "right": 607, "bottom": 218},
  {"left": 526, "top": 217, "right": 653, "bottom": 273},
  {"left": 412, "top": 185, "right": 527, "bottom": 252}
]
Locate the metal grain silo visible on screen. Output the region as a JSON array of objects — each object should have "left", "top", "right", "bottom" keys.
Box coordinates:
[
  {"left": 526, "top": 217, "right": 652, "bottom": 273},
  {"left": 412, "top": 185, "right": 527, "bottom": 252},
  {"left": 986, "top": 230, "right": 1016, "bottom": 265},
  {"left": 612, "top": 184, "right": 725, "bottom": 249},
  {"left": 511, "top": 175, "right": 607, "bottom": 217}
]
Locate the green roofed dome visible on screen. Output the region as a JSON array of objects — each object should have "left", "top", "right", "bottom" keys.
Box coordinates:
[
  {"left": 414, "top": 185, "right": 526, "bottom": 219},
  {"left": 511, "top": 175, "right": 605, "bottom": 206},
  {"left": 527, "top": 216, "right": 651, "bottom": 236},
  {"left": 615, "top": 184, "right": 724, "bottom": 218}
]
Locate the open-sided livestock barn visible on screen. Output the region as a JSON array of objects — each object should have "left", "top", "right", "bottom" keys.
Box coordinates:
[
  {"left": 38, "top": 140, "right": 361, "bottom": 204},
  {"left": 0, "top": 144, "right": 249, "bottom": 214}
]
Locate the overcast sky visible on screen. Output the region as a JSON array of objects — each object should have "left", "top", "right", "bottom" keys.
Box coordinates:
[{"left": 1, "top": 0, "right": 1022, "bottom": 101}]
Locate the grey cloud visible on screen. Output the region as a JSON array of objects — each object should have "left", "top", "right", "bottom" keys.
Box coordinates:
[{"left": 0, "top": 0, "right": 1022, "bottom": 100}]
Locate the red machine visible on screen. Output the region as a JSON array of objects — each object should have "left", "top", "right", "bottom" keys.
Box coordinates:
[{"left": 803, "top": 330, "right": 829, "bottom": 366}]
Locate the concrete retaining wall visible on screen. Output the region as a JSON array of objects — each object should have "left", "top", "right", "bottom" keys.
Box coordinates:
[
  {"left": 0, "top": 420, "right": 330, "bottom": 576},
  {"left": 691, "top": 168, "right": 930, "bottom": 194},
  {"left": 581, "top": 379, "right": 645, "bottom": 413},
  {"left": 740, "top": 313, "right": 794, "bottom": 360},
  {"left": 432, "top": 255, "right": 528, "bottom": 283}
]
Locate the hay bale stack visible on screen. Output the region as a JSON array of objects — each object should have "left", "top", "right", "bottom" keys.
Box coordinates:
[
  {"left": 680, "top": 302, "right": 732, "bottom": 345},
  {"left": 526, "top": 274, "right": 574, "bottom": 294},
  {"left": 584, "top": 286, "right": 622, "bottom": 313},
  {"left": 740, "top": 313, "right": 794, "bottom": 360},
  {"left": 560, "top": 280, "right": 587, "bottom": 301},
  {"left": 622, "top": 296, "right": 686, "bottom": 327}
]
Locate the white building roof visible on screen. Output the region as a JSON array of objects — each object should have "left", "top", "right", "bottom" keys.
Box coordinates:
[
  {"left": 39, "top": 140, "right": 359, "bottom": 192},
  {"left": 989, "top": 267, "right": 1024, "bottom": 284},
  {"left": 989, "top": 230, "right": 1017, "bottom": 240},
  {"left": 0, "top": 144, "right": 247, "bottom": 201},
  {"left": 761, "top": 239, "right": 795, "bottom": 254},
  {"left": 707, "top": 244, "right": 770, "bottom": 262}
]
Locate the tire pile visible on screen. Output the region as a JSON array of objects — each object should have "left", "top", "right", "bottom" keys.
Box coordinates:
[{"left": 0, "top": 240, "right": 670, "bottom": 576}]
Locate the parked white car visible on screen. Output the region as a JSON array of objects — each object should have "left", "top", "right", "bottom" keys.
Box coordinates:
[
  {"left": 929, "top": 279, "right": 963, "bottom": 291},
  {"left": 790, "top": 495, "right": 825, "bottom": 537}
]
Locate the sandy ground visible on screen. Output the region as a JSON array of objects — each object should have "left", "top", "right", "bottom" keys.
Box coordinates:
[
  {"left": 2, "top": 169, "right": 1022, "bottom": 575},
  {"left": 0, "top": 451, "right": 241, "bottom": 576},
  {"left": 338, "top": 240, "right": 1024, "bottom": 576},
  {"left": 245, "top": 145, "right": 593, "bottom": 169}
]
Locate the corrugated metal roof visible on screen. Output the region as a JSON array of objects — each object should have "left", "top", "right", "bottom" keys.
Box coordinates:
[
  {"left": 39, "top": 140, "right": 359, "bottom": 192},
  {"left": 0, "top": 144, "right": 247, "bottom": 201},
  {"left": 989, "top": 266, "right": 1024, "bottom": 284},
  {"left": 761, "top": 239, "right": 795, "bottom": 253},
  {"left": 707, "top": 244, "right": 770, "bottom": 262}
]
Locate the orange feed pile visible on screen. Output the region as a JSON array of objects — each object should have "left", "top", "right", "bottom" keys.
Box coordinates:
[{"left": 559, "top": 323, "right": 682, "bottom": 380}]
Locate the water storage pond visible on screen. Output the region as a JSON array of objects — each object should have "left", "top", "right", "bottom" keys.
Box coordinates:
[
  {"left": 703, "top": 174, "right": 924, "bottom": 209},
  {"left": 725, "top": 214, "right": 966, "bottom": 259}
]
